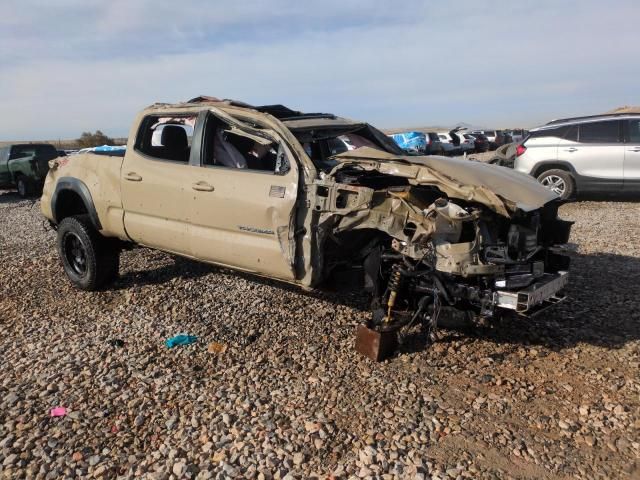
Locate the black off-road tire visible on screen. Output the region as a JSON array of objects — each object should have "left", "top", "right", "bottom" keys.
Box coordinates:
[
  {"left": 536, "top": 169, "right": 575, "bottom": 201},
  {"left": 57, "top": 215, "right": 120, "bottom": 291}
]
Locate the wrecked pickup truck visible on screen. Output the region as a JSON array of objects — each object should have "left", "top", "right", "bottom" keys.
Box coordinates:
[{"left": 41, "top": 97, "right": 572, "bottom": 359}]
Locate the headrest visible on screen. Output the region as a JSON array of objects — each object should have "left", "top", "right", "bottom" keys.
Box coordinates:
[{"left": 160, "top": 125, "right": 188, "bottom": 148}]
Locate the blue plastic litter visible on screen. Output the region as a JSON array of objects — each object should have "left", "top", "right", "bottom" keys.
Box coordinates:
[
  {"left": 78, "top": 145, "right": 127, "bottom": 157},
  {"left": 165, "top": 334, "right": 198, "bottom": 348},
  {"left": 93, "top": 145, "right": 126, "bottom": 152},
  {"left": 390, "top": 131, "right": 427, "bottom": 153}
]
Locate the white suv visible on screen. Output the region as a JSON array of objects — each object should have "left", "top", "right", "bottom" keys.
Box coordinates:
[{"left": 514, "top": 114, "right": 640, "bottom": 200}]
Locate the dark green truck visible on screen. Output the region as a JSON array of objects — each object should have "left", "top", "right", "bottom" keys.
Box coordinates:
[{"left": 0, "top": 144, "right": 59, "bottom": 197}]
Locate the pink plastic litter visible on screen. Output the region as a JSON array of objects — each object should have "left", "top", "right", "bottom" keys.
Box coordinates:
[{"left": 50, "top": 407, "right": 67, "bottom": 417}]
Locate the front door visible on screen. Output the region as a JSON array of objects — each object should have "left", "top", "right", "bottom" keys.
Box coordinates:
[
  {"left": 185, "top": 110, "right": 299, "bottom": 281},
  {"left": 624, "top": 119, "right": 640, "bottom": 191}
]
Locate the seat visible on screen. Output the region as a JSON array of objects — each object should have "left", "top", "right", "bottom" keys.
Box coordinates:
[
  {"left": 213, "top": 128, "right": 247, "bottom": 168},
  {"left": 160, "top": 125, "right": 189, "bottom": 162}
]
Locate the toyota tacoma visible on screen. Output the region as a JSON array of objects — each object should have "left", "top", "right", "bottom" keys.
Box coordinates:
[{"left": 41, "top": 97, "right": 572, "bottom": 359}]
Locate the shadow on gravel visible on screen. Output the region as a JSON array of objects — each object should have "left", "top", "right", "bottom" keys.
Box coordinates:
[
  {"left": 0, "top": 190, "right": 41, "bottom": 205},
  {"left": 112, "top": 251, "right": 369, "bottom": 314},
  {"left": 115, "top": 253, "right": 369, "bottom": 310},
  {"left": 113, "top": 247, "right": 640, "bottom": 355},
  {"left": 573, "top": 192, "right": 640, "bottom": 202},
  {"left": 399, "top": 251, "right": 640, "bottom": 355},
  {"left": 0, "top": 190, "right": 21, "bottom": 204},
  {"left": 115, "top": 255, "right": 214, "bottom": 288}
]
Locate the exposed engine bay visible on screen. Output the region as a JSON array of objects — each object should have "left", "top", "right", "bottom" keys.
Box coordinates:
[
  {"left": 278, "top": 107, "right": 573, "bottom": 359},
  {"left": 312, "top": 162, "right": 572, "bottom": 353}
]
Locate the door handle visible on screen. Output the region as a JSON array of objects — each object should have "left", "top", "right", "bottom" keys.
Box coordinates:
[
  {"left": 564, "top": 147, "right": 578, "bottom": 152},
  {"left": 124, "top": 172, "right": 142, "bottom": 182},
  {"left": 629, "top": 147, "right": 640, "bottom": 152},
  {"left": 192, "top": 181, "right": 214, "bottom": 192}
]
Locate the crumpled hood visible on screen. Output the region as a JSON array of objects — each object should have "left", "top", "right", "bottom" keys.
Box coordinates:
[{"left": 333, "top": 147, "right": 557, "bottom": 214}]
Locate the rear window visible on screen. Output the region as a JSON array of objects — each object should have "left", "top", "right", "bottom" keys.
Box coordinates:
[
  {"left": 135, "top": 114, "right": 197, "bottom": 163},
  {"left": 528, "top": 125, "right": 570, "bottom": 140},
  {"left": 578, "top": 120, "right": 621, "bottom": 143},
  {"left": 9, "top": 144, "right": 58, "bottom": 160}
]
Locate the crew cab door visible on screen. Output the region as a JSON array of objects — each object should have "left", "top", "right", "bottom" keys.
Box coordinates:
[
  {"left": 624, "top": 119, "right": 640, "bottom": 191},
  {"left": 121, "top": 112, "right": 199, "bottom": 254},
  {"left": 185, "top": 109, "right": 299, "bottom": 281}
]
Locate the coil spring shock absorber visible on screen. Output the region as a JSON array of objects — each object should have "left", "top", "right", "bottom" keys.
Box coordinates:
[{"left": 385, "top": 262, "right": 404, "bottom": 324}]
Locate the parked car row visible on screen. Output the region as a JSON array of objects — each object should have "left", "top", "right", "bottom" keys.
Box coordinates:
[
  {"left": 388, "top": 128, "right": 494, "bottom": 156},
  {"left": 386, "top": 113, "right": 640, "bottom": 201},
  {"left": 469, "top": 129, "right": 526, "bottom": 150}
]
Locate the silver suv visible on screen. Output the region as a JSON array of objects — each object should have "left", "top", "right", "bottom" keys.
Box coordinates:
[{"left": 514, "top": 114, "right": 640, "bottom": 199}]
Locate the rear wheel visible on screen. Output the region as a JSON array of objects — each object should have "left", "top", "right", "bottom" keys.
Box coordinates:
[
  {"left": 57, "top": 215, "right": 119, "bottom": 290},
  {"left": 537, "top": 169, "right": 575, "bottom": 200}
]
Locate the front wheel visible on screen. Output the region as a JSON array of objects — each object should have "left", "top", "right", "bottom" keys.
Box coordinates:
[
  {"left": 537, "top": 169, "right": 575, "bottom": 200},
  {"left": 57, "top": 215, "right": 119, "bottom": 290}
]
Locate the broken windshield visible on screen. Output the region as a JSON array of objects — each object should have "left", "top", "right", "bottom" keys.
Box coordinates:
[{"left": 287, "top": 123, "right": 403, "bottom": 172}]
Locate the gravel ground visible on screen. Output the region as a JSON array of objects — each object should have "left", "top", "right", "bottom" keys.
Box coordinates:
[{"left": 1, "top": 190, "right": 639, "bottom": 479}]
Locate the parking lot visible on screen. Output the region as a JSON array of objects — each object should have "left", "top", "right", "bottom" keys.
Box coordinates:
[{"left": 1, "top": 190, "right": 638, "bottom": 479}]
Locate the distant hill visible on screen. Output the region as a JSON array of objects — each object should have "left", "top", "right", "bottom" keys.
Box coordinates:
[
  {"left": 605, "top": 105, "right": 640, "bottom": 114},
  {"left": 0, "top": 138, "right": 128, "bottom": 149}
]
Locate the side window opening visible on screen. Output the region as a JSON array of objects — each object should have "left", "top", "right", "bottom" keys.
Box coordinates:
[
  {"left": 529, "top": 125, "right": 569, "bottom": 140},
  {"left": 564, "top": 125, "right": 578, "bottom": 142},
  {"left": 578, "top": 120, "right": 621, "bottom": 144},
  {"left": 8, "top": 144, "right": 58, "bottom": 161},
  {"left": 202, "top": 114, "right": 286, "bottom": 174},
  {"left": 135, "top": 115, "right": 196, "bottom": 163},
  {"left": 627, "top": 120, "right": 640, "bottom": 143}
]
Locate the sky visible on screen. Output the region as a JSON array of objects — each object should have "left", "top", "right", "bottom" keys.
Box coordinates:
[{"left": 0, "top": 0, "right": 638, "bottom": 139}]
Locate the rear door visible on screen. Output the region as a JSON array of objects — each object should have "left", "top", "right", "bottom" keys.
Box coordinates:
[
  {"left": 561, "top": 120, "right": 624, "bottom": 191},
  {"left": 185, "top": 109, "right": 299, "bottom": 281},
  {"left": 121, "top": 112, "right": 198, "bottom": 254},
  {"left": 624, "top": 118, "right": 640, "bottom": 191}
]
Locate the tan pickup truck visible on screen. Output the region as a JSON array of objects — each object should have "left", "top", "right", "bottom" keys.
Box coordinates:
[{"left": 41, "top": 97, "right": 572, "bottom": 358}]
